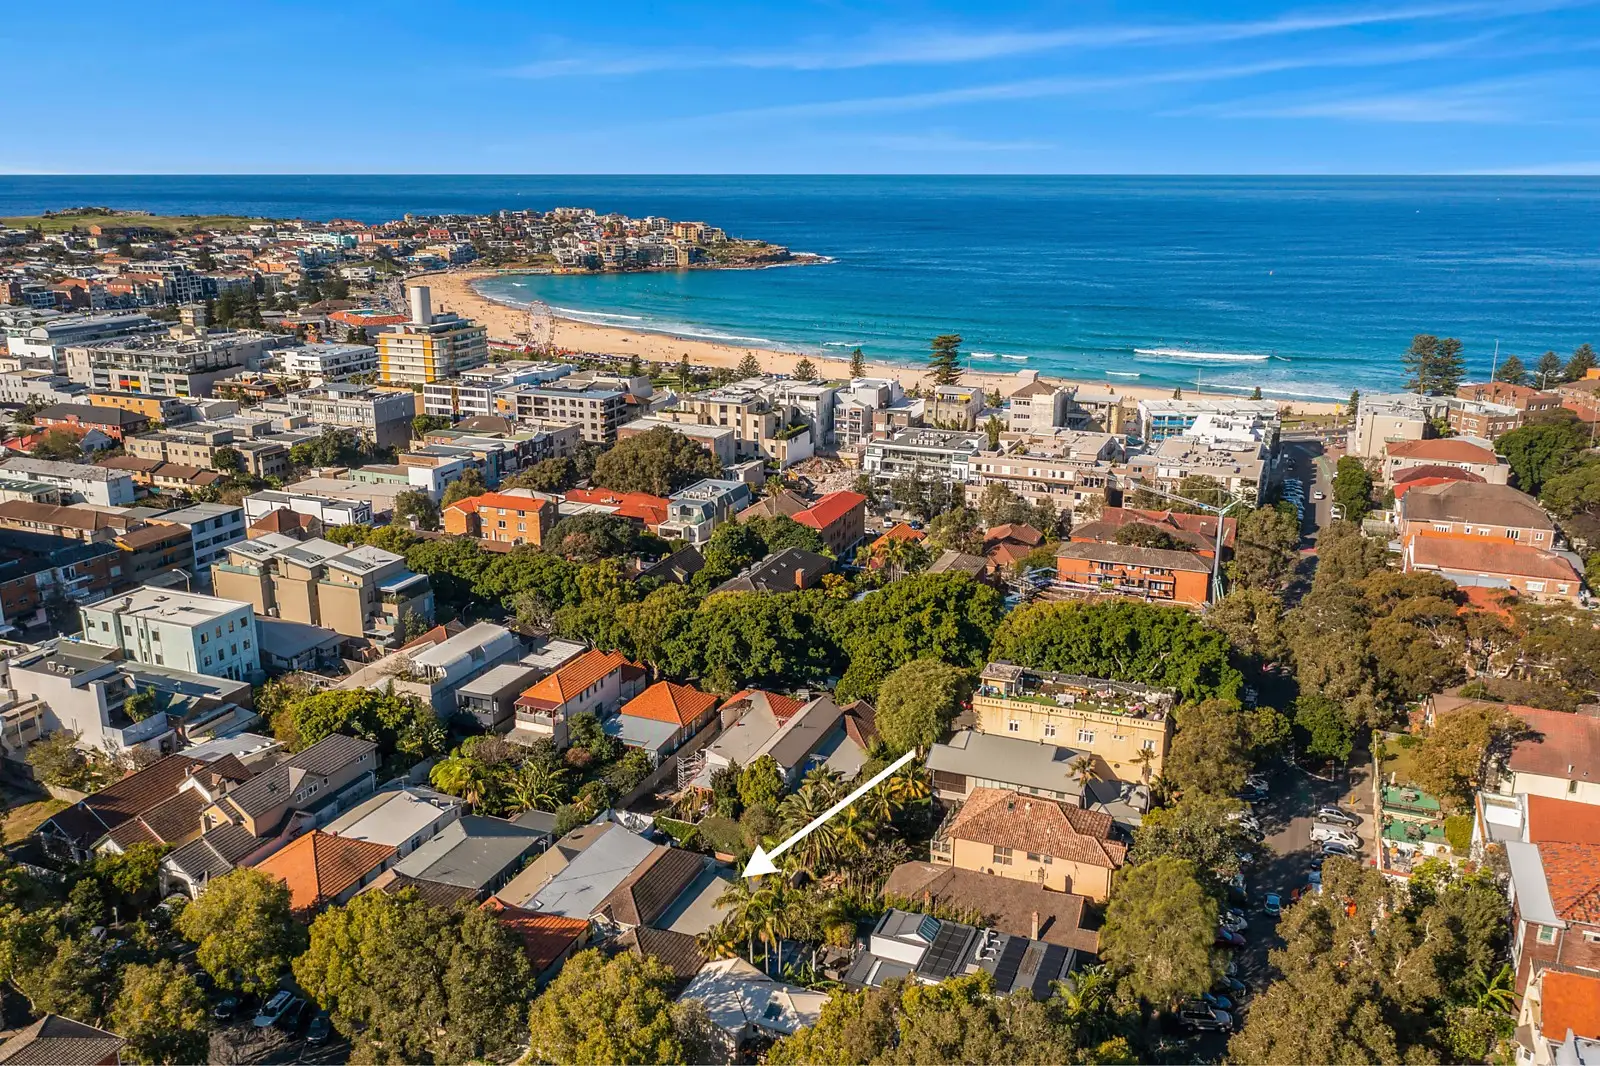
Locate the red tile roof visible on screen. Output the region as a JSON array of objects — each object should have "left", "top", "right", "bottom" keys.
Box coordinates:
[
  {"left": 562, "top": 488, "right": 669, "bottom": 527},
  {"left": 1506, "top": 707, "right": 1600, "bottom": 784},
  {"left": 1526, "top": 795, "right": 1600, "bottom": 846},
  {"left": 1386, "top": 438, "right": 1501, "bottom": 464},
  {"left": 1393, "top": 464, "right": 1488, "bottom": 486},
  {"left": 620, "top": 681, "right": 718, "bottom": 728},
  {"left": 944, "top": 788, "right": 1127, "bottom": 869},
  {"left": 481, "top": 898, "right": 587, "bottom": 971},
  {"left": 518, "top": 648, "right": 631, "bottom": 708},
  {"left": 1072, "top": 507, "right": 1237, "bottom": 552},
  {"left": 1537, "top": 841, "right": 1600, "bottom": 925},
  {"left": 794, "top": 491, "right": 866, "bottom": 531},
  {"left": 1408, "top": 533, "right": 1581, "bottom": 583},
  {"left": 874, "top": 522, "right": 926, "bottom": 545},
  {"left": 255, "top": 830, "right": 394, "bottom": 913},
  {"left": 1540, "top": 971, "right": 1600, "bottom": 1041},
  {"left": 985, "top": 523, "right": 1044, "bottom": 547},
  {"left": 443, "top": 491, "right": 553, "bottom": 516},
  {"left": 723, "top": 689, "right": 806, "bottom": 723}
]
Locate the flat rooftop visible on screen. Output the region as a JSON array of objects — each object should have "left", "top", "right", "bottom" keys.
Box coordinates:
[{"left": 83, "top": 585, "right": 251, "bottom": 626}]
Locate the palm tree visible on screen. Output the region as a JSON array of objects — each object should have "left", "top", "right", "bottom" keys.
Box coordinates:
[
  {"left": 508, "top": 761, "right": 568, "bottom": 813},
  {"left": 429, "top": 754, "right": 489, "bottom": 808},
  {"left": 1069, "top": 756, "right": 1099, "bottom": 797},
  {"left": 800, "top": 766, "right": 845, "bottom": 794},
  {"left": 1469, "top": 963, "right": 1516, "bottom": 1014},
  {"left": 884, "top": 767, "right": 932, "bottom": 812},
  {"left": 1057, "top": 965, "right": 1119, "bottom": 1042},
  {"left": 696, "top": 917, "right": 743, "bottom": 961},
  {"left": 832, "top": 804, "right": 876, "bottom": 859},
  {"left": 1130, "top": 747, "right": 1157, "bottom": 785}
]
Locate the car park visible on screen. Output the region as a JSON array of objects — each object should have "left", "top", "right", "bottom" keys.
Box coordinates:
[
  {"left": 1316, "top": 806, "right": 1360, "bottom": 827},
  {"left": 1178, "top": 1005, "right": 1235, "bottom": 1032},
  {"left": 253, "top": 990, "right": 294, "bottom": 1028}
]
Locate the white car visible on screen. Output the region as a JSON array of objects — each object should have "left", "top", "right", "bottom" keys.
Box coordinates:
[
  {"left": 253, "top": 990, "right": 294, "bottom": 1029},
  {"left": 1310, "top": 823, "right": 1359, "bottom": 848},
  {"left": 1313, "top": 490, "right": 1326, "bottom": 500}
]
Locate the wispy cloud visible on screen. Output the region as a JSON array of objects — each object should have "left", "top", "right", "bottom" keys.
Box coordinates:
[
  {"left": 853, "top": 133, "right": 1055, "bottom": 152},
  {"left": 505, "top": 0, "right": 1573, "bottom": 78},
  {"left": 669, "top": 36, "right": 1490, "bottom": 125},
  {"left": 1172, "top": 74, "right": 1566, "bottom": 122},
  {"left": 1456, "top": 159, "right": 1600, "bottom": 173}
]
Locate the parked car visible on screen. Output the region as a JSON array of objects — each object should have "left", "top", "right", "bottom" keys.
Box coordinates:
[
  {"left": 1321, "top": 840, "right": 1358, "bottom": 858},
  {"left": 1307, "top": 870, "right": 1323, "bottom": 886},
  {"left": 1310, "top": 823, "right": 1359, "bottom": 847},
  {"left": 1264, "top": 892, "right": 1282, "bottom": 917},
  {"left": 1215, "top": 928, "right": 1247, "bottom": 949},
  {"left": 1313, "top": 490, "right": 1326, "bottom": 500},
  {"left": 1178, "top": 1005, "right": 1234, "bottom": 1032},
  {"left": 211, "top": 995, "right": 239, "bottom": 1023},
  {"left": 306, "top": 1011, "right": 333, "bottom": 1046},
  {"left": 1220, "top": 911, "right": 1248, "bottom": 934},
  {"left": 1308, "top": 853, "right": 1326, "bottom": 871},
  {"left": 1217, "top": 975, "right": 1250, "bottom": 997},
  {"left": 253, "top": 990, "right": 294, "bottom": 1029},
  {"left": 1316, "top": 806, "right": 1360, "bottom": 827},
  {"left": 280, "top": 997, "right": 308, "bottom": 1033},
  {"left": 1202, "top": 991, "right": 1235, "bottom": 1012}
]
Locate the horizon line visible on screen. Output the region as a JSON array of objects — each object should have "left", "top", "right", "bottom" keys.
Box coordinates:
[{"left": 4, "top": 170, "right": 1600, "bottom": 179}]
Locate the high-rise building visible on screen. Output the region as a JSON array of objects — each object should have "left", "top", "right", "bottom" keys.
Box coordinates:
[{"left": 377, "top": 286, "right": 488, "bottom": 386}]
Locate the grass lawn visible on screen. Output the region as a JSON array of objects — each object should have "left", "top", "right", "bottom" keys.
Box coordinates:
[
  {"left": 2, "top": 796, "right": 67, "bottom": 843},
  {"left": 3, "top": 208, "right": 266, "bottom": 235},
  {"left": 1378, "top": 731, "right": 1422, "bottom": 786}
]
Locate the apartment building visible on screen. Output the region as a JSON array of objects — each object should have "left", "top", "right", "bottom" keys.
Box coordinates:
[
  {"left": 377, "top": 287, "right": 488, "bottom": 386},
  {"left": 1137, "top": 398, "right": 1280, "bottom": 443},
  {"left": 66, "top": 331, "right": 268, "bottom": 397},
  {"left": 1349, "top": 392, "right": 1449, "bottom": 458},
  {"left": 421, "top": 362, "right": 575, "bottom": 420},
  {"left": 929, "top": 787, "right": 1126, "bottom": 901},
  {"left": 971, "top": 663, "right": 1175, "bottom": 782},
  {"left": 1125, "top": 437, "right": 1268, "bottom": 503},
  {"left": 126, "top": 425, "right": 290, "bottom": 479},
  {"left": 443, "top": 489, "right": 557, "bottom": 547},
  {"left": 0, "top": 370, "right": 87, "bottom": 407},
  {"left": 1396, "top": 481, "right": 1557, "bottom": 547},
  {"left": 212, "top": 533, "right": 433, "bottom": 646},
  {"left": 1004, "top": 374, "right": 1071, "bottom": 434},
  {"left": 617, "top": 417, "right": 737, "bottom": 468},
  {"left": 1055, "top": 542, "right": 1214, "bottom": 606},
  {"left": 659, "top": 478, "right": 755, "bottom": 545},
  {"left": 282, "top": 383, "right": 417, "bottom": 450},
  {"left": 793, "top": 491, "right": 868, "bottom": 556},
  {"left": 1404, "top": 535, "right": 1583, "bottom": 603},
  {"left": 0, "top": 500, "right": 140, "bottom": 544},
  {"left": 1382, "top": 438, "right": 1510, "bottom": 486},
  {"left": 657, "top": 379, "right": 809, "bottom": 462},
  {"left": 79, "top": 586, "right": 260, "bottom": 681},
  {"left": 280, "top": 342, "right": 377, "bottom": 384},
  {"left": 147, "top": 503, "right": 246, "bottom": 581},
  {"left": 0, "top": 308, "right": 156, "bottom": 370},
  {"left": 861, "top": 427, "right": 985, "bottom": 484},
  {"left": 503, "top": 381, "right": 629, "bottom": 444},
  {"left": 1065, "top": 386, "right": 1131, "bottom": 434},
  {"left": 87, "top": 391, "right": 193, "bottom": 423},
  {"left": 834, "top": 377, "right": 908, "bottom": 452},
  {"left": 113, "top": 524, "right": 194, "bottom": 586},
  {"left": 1445, "top": 399, "right": 1523, "bottom": 440},
  {"left": 0, "top": 457, "right": 136, "bottom": 506},
  {"left": 967, "top": 430, "right": 1122, "bottom": 511},
  {"left": 242, "top": 489, "right": 371, "bottom": 529},
  {"left": 775, "top": 380, "right": 838, "bottom": 450},
  {"left": 0, "top": 530, "right": 124, "bottom": 628},
  {"left": 1456, "top": 380, "right": 1564, "bottom": 414}
]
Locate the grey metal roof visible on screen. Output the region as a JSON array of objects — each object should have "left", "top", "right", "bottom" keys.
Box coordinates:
[
  {"left": 604, "top": 713, "right": 680, "bottom": 753},
  {"left": 391, "top": 815, "right": 545, "bottom": 891},
  {"left": 764, "top": 696, "right": 846, "bottom": 768},
  {"left": 927, "top": 731, "right": 1086, "bottom": 797},
  {"left": 458, "top": 662, "right": 542, "bottom": 699},
  {"left": 163, "top": 822, "right": 261, "bottom": 882},
  {"left": 530, "top": 824, "right": 656, "bottom": 918},
  {"left": 222, "top": 734, "right": 376, "bottom": 817},
  {"left": 255, "top": 617, "right": 340, "bottom": 659},
  {"left": 1506, "top": 840, "right": 1564, "bottom": 927}
]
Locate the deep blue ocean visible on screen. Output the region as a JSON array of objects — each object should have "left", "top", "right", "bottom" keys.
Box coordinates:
[{"left": 5, "top": 175, "right": 1599, "bottom": 400}]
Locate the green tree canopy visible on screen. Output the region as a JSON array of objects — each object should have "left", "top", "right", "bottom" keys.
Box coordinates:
[
  {"left": 110, "top": 960, "right": 209, "bottom": 1066},
  {"left": 1332, "top": 456, "right": 1374, "bottom": 523},
  {"left": 592, "top": 425, "right": 720, "bottom": 495},
  {"left": 1567, "top": 342, "right": 1596, "bottom": 381},
  {"left": 834, "top": 573, "right": 1004, "bottom": 701},
  {"left": 1494, "top": 417, "right": 1586, "bottom": 495},
  {"left": 440, "top": 467, "right": 487, "bottom": 508},
  {"left": 526, "top": 949, "right": 686, "bottom": 1065},
  {"left": 1100, "top": 856, "right": 1219, "bottom": 1008},
  {"left": 738, "top": 754, "right": 786, "bottom": 809},
  {"left": 928, "top": 333, "right": 964, "bottom": 386},
  {"left": 1535, "top": 350, "right": 1565, "bottom": 388},
  {"left": 1165, "top": 699, "right": 1254, "bottom": 797},
  {"left": 392, "top": 488, "right": 440, "bottom": 531},
  {"left": 792, "top": 357, "right": 817, "bottom": 382},
  {"left": 1130, "top": 793, "right": 1260, "bottom": 882},
  {"left": 990, "top": 600, "right": 1243, "bottom": 703},
  {"left": 1229, "top": 504, "right": 1302, "bottom": 589},
  {"left": 1410, "top": 702, "right": 1525, "bottom": 812},
  {"left": 1293, "top": 693, "right": 1355, "bottom": 765},
  {"left": 874, "top": 658, "right": 971, "bottom": 753},
  {"left": 1402, "top": 334, "right": 1466, "bottom": 395},
  {"left": 175, "top": 869, "right": 304, "bottom": 996},
  {"left": 1493, "top": 353, "right": 1527, "bottom": 386}
]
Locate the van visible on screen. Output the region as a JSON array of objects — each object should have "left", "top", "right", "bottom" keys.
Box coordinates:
[{"left": 1310, "top": 823, "right": 1358, "bottom": 847}]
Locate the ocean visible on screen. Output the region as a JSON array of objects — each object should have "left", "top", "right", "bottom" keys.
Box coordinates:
[{"left": 4, "top": 175, "right": 1599, "bottom": 400}]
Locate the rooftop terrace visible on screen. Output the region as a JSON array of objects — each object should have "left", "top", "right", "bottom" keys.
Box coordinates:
[{"left": 976, "top": 662, "right": 1174, "bottom": 720}]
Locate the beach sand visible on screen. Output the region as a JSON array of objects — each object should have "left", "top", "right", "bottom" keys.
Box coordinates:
[{"left": 413, "top": 270, "right": 1340, "bottom": 414}]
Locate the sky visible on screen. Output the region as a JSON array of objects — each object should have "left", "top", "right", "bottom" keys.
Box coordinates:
[{"left": 7, "top": 0, "right": 1600, "bottom": 174}]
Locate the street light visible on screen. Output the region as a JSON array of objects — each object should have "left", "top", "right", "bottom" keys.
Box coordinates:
[{"left": 1125, "top": 478, "right": 1253, "bottom": 604}]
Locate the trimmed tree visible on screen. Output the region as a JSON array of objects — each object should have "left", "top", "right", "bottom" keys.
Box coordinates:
[
  {"left": 175, "top": 868, "right": 304, "bottom": 995},
  {"left": 1099, "top": 856, "right": 1219, "bottom": 1008},
  {"left": 874, "top": 658, "right": 970, "bottom": 753}
]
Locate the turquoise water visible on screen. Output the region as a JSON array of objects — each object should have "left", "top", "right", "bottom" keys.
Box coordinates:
[{"left": 4, "top": 176, "right": 1598, "bottom": 399}]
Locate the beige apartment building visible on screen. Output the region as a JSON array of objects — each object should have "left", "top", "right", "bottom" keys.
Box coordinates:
[
  {"left": 126, "top": 426, "right": 290, "bottom": 479},
  {"left": 212, "top": 533, "right": 433, "bottom": 646},
  {"left": 971, "top": 662, "right": 1175, "bottom": 782},
  {"left": 928, "top": 787, "right": 1126, "bottom": 901},
  {"left": 378, "top": 287, "right": 488, "bottom": 386},
  {"left": 968, "top": 430, "right": 1123, "bottom": 513},
  {"left": 658, "top": 380, "right": 805, "bottom": 462}
]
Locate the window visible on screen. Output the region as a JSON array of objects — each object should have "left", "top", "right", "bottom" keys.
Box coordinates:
[
  {"left": 1537, "top": 924, "right": 1557, "bottom": 944},
  {"left": 1077, "top": 729, "right": 1096, "bottom": 745},
  {"left": 200, "top": 633, "right": 208, "bottom": 644},
  {"left": 1007, "top": 719, "right": 1020, "bottom": 734},
  {"left": 1584, "top": 930, "right": 1600, "bottom": 944},
  {"left": 992, "top": 846, "right": 1013, "bottom": 866},
  {"left": 1042, "top": 722, "right": 1057, "bottom": 739},
  {"left": 1142, "top": 738, "right": 1157, "bottom": 751}
]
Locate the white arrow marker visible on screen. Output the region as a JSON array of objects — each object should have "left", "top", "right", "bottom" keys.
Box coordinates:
[{"left": 743, "top": 748, "right": 918, "bottom": 878}]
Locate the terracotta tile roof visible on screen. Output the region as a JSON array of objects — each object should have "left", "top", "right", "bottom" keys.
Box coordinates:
[
  {"left": 1537, "top": 841, "right": 1600, "bottom": 925},
  {"left": 96, "top": 455, "right": 164, "bottom": 473},
  {"left": 1526, "top": 795, "right": 1600, "bottom": 846},
  {"left": 444, "top": 491, "right": 554, "bottom": 516},
  {"left": 1074, "top": 507, "right": 1237, "bottom": 551},
  {"left": 620, "top": 681, "right": 718, "bottom": 729},
  {"left": 985, "top": 523, "right": 1044, "bottom": 547},
  {"left": 1393, "top": 464, "right": 1488, "bottom": 486},
  {"left": 104, "top": 787, "right": 208, "bottom": 849},
  {"left": 250, "top": 507, "right": 318, "bottom": 535},
  {"left": 255, "top": 830, "right": 394, "bottom": 913},
  {"left": 794, "top": 491, "right": 866, "bottom": 531},
  {"left": 0, "top": 1015, "right": 124, "bottom": 1066},
  {"left": 1056, "top": 540, "right": 1212, "bottom": 573},
  {"left": 562, "top": 488, "right": 669, "bottom": 527},
  {"left": 724, "top": 689, "right": 806, "bottom": 723},
  {"left": 42, "top": 753, "right": 210, "bottom": 851},
  {"left": 371, "top": 869, "right": 479, "bottom": 907},
  {"left": 944, "top": 788, "right": 1126, "bottom": 869},
  {"left": 1540, "top": 971, "right": 1600, "bottom": 1041},
  {"left": 873, "top": 522, "right": 926, "bottom": 545},
  {"left": 986, "top": 540, "right": 1035, "bottom": 567},
  {"left": 518, "top": 648, "right": 631, "bottom": 708},
  {"left": 481, "top": 898, "right": 588, "bottom": 971},
  {"left": 0, "top": 500, "right": 132, "bottom": 533},
  {"left": 881, "top": 861, "right": 1099, "bottom": 952},
  {"left": 841, "top": 700, "right": 880, "bottom": 750},
  {"left": 1386, "top": 438, "right": 1501, "bottom": 464},
  {"left": 1506, "top": 706, "right": 1600, "bottom": 784},
  {"left": 616, "top": 925, "right": 707, "bottom": 981},
  {"left": 596, "top": 845, "right": 705, "bottom": 927},
  {"left": 1408, "top": 533, "right": 1580, "bottom": 583},
  {"left": 738, "top": 489, "right": 808, "bottom": 521}
]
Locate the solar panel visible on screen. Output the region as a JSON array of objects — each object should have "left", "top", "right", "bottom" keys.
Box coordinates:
[
  {"left": 1029, "top": 944, "right": 1070, "bottom": 999},
  {"left": 917, "top": 923, "right": 974, "bottom": 980},
  {"left": 990, "top": 937, "right": 1028, "bottom": 993}
]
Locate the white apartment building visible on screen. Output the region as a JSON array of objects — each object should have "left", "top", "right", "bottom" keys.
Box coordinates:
[
  {"left": 377, "top": 287, "right": 489, "bottom": 386},
  {"left": 281, "top": 342, "right": 378, "bottom": 384},
  {"left": 1137, "top": 398, "right": 1281, "bottom": 444},
  {"left": 422, "top": 362, "right": 575, "bottom": 420},
  {"left": 0, "top": 370, "right": 88, "bottom": 407},
  {"left": 861, "top": 427, "right": 985, "bottom": 484},
  {"left": 968, "top": 430, "right": 1123, "bottom": 511},
  {"left": 1349, "top": 392, "right": 1449, "bottom": 458},
  {"left": 283, "top": 383, "right": 416, "bottom": 450},
  {"left": 0, "top": 309, "right": 156, "bottom": 371},
  {"left": 503, "top": 381, "right": 629, "bottom": 443},
  {"left": 1126, "top": 437, "right": 1269, "bottom": 503},
  {"left": 0, "top": 457, "right": 137, "bottom": 507},
  {"left": 242, "top": 489, "right": 372, "bottom": 528},
  {"left": 65, "top": 332, "right": 269, "bottom": 397},
  {"left": 149, "top": 503, "right": 246, "bottom": 585},
  {"left": 80, "top": 586, "right": 261, "bottom": 681}
]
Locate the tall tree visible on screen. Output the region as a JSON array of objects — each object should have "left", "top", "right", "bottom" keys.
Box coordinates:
[
  {"left": 1402, "top": 333, "right": 1466, "bottom": 395},
  {"left": 392, "top": 488, "right": 440, "bottom": 531},
  {"left": 735, "top": 352, "right": 763, "bottom": 379},
  {"left": 874, "top": 658, "right": 971, "bottom": 753},
  {"left": 791, "top": 357, "right": 817, "bottom": 382},
  {"left": 1229, "top": 505, "right": 1302, "bottom": 589},
  {"left": 928, "top": 333, "right": 964, "bottom": 386},
  {"left": 1434, "top": 336, "right": 1466, "bottom": 394},
  {"left": 1100, "top": 857, "right": 1219, "bottom": 1008},
  {"left": 677, "top": 353, "right": 691, "bottom": 390},
  {"left": 1332, "top": 455, "right": 1374, "bottom": 522},
  {"left": 1534, "top": 350, "right": 1564, "bottom": 388},
  {"left": 1493, "top": 353, "right": 1527, "bottom": 386},
  {"left": 175, "top": 869, "right": 304, "bottom": 996},
  {"left": 1165, "top": 699, "right": 1253, "bottom": 797},
  {"left": 1567, "top": 342, "right": 1597, "bottom": 381},
  {"left": 1495, "top": 417, "right": 1585, "bottom": 495},
  {"left": 591, "top": 425, "right": 720, "bottom": 496},
  {"left": 110, "top": 961, "right": 209, "bottom": 1066},
  {"left": 526, "top": 950, "right": 686, "bottom": 1065},
  {"left": 849, "top": 346, "right": 866, "bottom": 378}
]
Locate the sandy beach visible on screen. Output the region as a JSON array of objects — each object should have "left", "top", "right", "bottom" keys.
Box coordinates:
[{"left": 413, "top": 270, "right": 1340, "bottom": 414}]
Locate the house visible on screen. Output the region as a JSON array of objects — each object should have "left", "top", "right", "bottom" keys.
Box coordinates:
[
  {"left": 1070, "top": 507, "right": 1237, "bottom": 559},
  {"left": 383, "top": 814, "right": 549, "bottom": 900},
  {"left": 0, "top": 456, "right": 137, "bottom": 506},
  {"left": 1382, "top": 438, "right": 1509, "bottom": 485},
  {"left": 321, "top": 785, "right": 464, "bottom": 861},
  {"left": 616, "top": 926, "right": 708, "bottom": 983},
  {"left": 255, "top": 617, "right": 343, "bottom": 673},
  {"left": 882, "top": 862, "right": 1100, "bottom": 953},
  {"left": 1392, "top": 464, "right": 1487, "bottom": 500},
  {"left": 342, "top": 621, "right": 526, "bottom": 716},
  {"left": 983, "top": 522, "right": 1044, "bottom": 570},
  {"left": 793, "top": 491, "right": 867, "bottom": 556},
  {"left": 1505, "top": 838, "right": 1600, "bottom": 994},
  {"left": 594, "top": 845, "right": 709, "bottom": 932},
  {"left": 925, "top": 549, "right": 995, "bottom": 581},
  {"left": 510, "top": 648, "right": 646, "bottom": 748},
  {"left": 32, "top": 401, "right": 150, "bottom": 440},
  {"left": 608, "top": 680, "right": 720, "bottom": 761},
  {"left": 514, "top": 823, "right": 660, "bottom": 916},
  {"left": 677, "top": 957, "right": 830, "bottom": 1048},
  {"left": 1055, "top": 541, "right": 1213, "bottom": 607},
  {"left": 199, "top": 733, "right": 379, "bottom": 838},
  {"left": 712, "top": 547, "right": 833, "bottom": 594},
  {"left": 737, "top": 488, "right": 808, "bottom": 522},
  {"left": 927, "top": 729, "right": 1091, "bottom": 805},
  {"left": 660, "top": 479, "right": 755, "bottom": 546},
  {"left": 561, "top": 488, "right": 670, "bottom": 531},
  {"left": 255, "top": 829, "right": 395, "bottom": 915},
  {"left": 971, "top": 664, "right": 1174, "bottom": 783},
  {"left": 1396, "top": 481, "right": 1558, "bottom": 547},
  {"left": 844, "top": 907, "right": 1077, "bottom": 998},
  {"left": 638, "top": 546, "right": 704, "bottom": 585},
  {"left": 0, "top": 1016, "right": 125, "bottom": 1066},
  {"left": 443, "top": 489, "right": 557, "bottom": 548},
  {"left": 1514, "top": 969, "right": 1600, "bottom": 1066},
  {"left": 1488, "top": 702, "right": 1600, "bottom": 804},
  {"left": 1404, "top": 534, "right": 1583, "bottom": 603},
  {"left": 929, "top": 787, "right": 1127, "bottom": 900},
  {"left": 481, "top": 899, "right": 590, "bottom": 982}
]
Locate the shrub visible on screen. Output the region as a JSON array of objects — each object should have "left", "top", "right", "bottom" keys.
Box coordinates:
[
  {"left": 654, "top": 816, "right": 701, "bottom": 848},
  {"left": 1444, "top": 814, "right": 1473, "bottom": 854},
  {"left": 698, "top": 815, "right": 744, "bottom": 857}
]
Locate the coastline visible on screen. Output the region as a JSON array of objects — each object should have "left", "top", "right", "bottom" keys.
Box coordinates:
[{"left": 413, "top": 269, "right": 1341, "bottom": 414}]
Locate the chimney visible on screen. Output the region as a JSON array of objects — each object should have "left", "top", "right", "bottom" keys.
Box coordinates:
[
  {"left": 409, "top": 286, "right": 433, "bottom": 326},
  {"left": 793, "top": 568, "right": 806, "bottom": 589},
  {"left": 1031, "top": 911, "right": 1039, "bottom": 940}
]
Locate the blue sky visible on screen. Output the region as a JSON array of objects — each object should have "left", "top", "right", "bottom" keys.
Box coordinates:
[{"left": 8, "top": 0, "right": 1599, "bottom": 173}]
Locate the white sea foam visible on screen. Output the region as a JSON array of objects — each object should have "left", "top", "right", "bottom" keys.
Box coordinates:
[
  {"left": 1134, "top": 348, "right": 1270, "bottom": 363},
  {"left": 1105, "top": 370, "right": 1141, "bottom": 378},
  {"left": 999, "top": 354, "right": 1028, "bottom": 362},
  {"left": 550, "top": 306, "right": 645, "bottom": 321}
]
